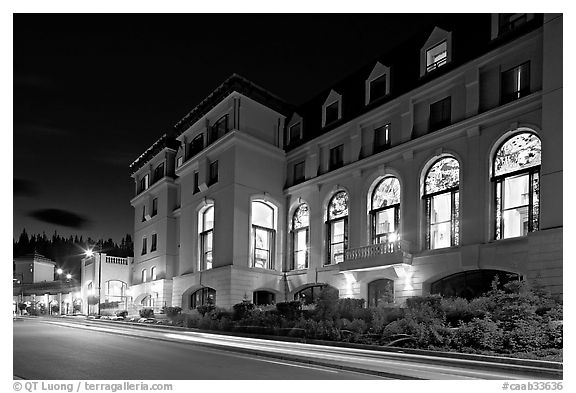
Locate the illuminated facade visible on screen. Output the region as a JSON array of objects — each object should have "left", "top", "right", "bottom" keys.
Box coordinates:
[{"left": 129, "top": 14, "right": 562, "bottom": 310}]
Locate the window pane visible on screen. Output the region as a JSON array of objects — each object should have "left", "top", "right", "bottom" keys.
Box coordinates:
[
  {"left": 328, "top": 191, "right": 348, "bottom": 219},
  {"left": 294, "top": 229, "right": 308, "bottom": 270},
  {"left": 293, "top": 203, "right": 309, "bottom": 229},
  {"left": 430, "top": 192, "right": 452, "bottom": 224},
  {"left": 289, "top": 123, "right": 301, "bottom": 142},
  {"left": 252, "top": 201, "right": 274, "bottom": 228},
  {"left": 368, "top": 279, "right": 394, "bottom": 307},
  {"left": 203, "top": 206, "right": 214, "bottom": 230},
  {"left": 532, "top": 172, "right": 540, "bottom": 232},
  {"left": 426, "top": 41, "right": 447, "bottom": 71},
  {"left": 330, "top": 220, "right": 345, "bottom": 263},
  {"left": 325, "top": 101, "right": 339, "bottom": 124},
  {"left": 375, "top": 209, "right": 396, "bottom": 235},
  {"left": 294, "top": 162, "right": 305, "bottom": 183},
  {"left": 430, "top": 221, "right": 452, "bottom": 249},
  {"left": 372, "top": 176, "right": 400, "bottom": 209},
  {"left": 425, "top": 157, "right": 459, "bottom": 194},
  {"left": 503, "top": 174, "right": 529, "bottom": 209},
  {"left": 329, "top": 145, "right": 344, "bottom": 170},
  {"left": 503, "top": 206, "right": 529, "bottom": 238},
  {"left": 494, "top": 133, "right": 541, "bottom": 176}
]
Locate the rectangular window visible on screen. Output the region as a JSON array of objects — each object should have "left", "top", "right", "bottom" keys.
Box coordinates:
[
  {"left": 153, "top": 162, "right": 165, "bottom": 184},
  {"left": 201, "top": 230, "right": 213, "bottom": 270},
  {"left": 288, "top": 122, "right": 302, "bottom": 145},
  {"left": 176, "top": 156, "right": 183, "bottom": 167},
  {"left": 139, "top": 174, "right": 149, "bottom": 193},
  {"left": 429, "top": 97, "right": 451, "bottom": 131},
  {"left": 293, "top": 161, "right": 305, "bottom": 184},
  {"left": 327, "top": 218, "right": 347, "bottom": 264},
  {"left": 293, "top": 228, "right": 309, "bottom": 270},
  {"left": 325, "top": 101, "right": 339, "bottom": 125},
  {"left": 141, "top": 205, "right": 147, "bottom": 222},
  {"left": 141, "top": 237, "right": 147, "bottom": 255},
  {"left": 151, "top": 233, "right": 157, "bottom": 252},
  {"left": 152, "top": 198, "right": 158, "bottom": 216},
  {"left": 501, "top": 62, "right": 530, "bottom": 104},
  {"left": 209, "top": 115, "right": 228, "bottom": 144},
  {"left": 369, "top": 74, "right": 387, "bottom": 102},
  {"left": 426, "top": 41, "right": 447, "bottom": 72},
  {"left": 209, "top": 161, "right": 218, "bottom": 185},
  {"left": 373, "top": 124, "right": 391, "bottom": 153},
  {"left": 252, "top": 226, "right": 275, "bottom": 269},
  {"left": 193, "top": 171, "right": 200, "bottom": 194},
  {"left": 329, "top": 144, "right": 344, "bottom": 171},
  {"left": 188, "top": 134, "right": 204, "bottom": 158}
]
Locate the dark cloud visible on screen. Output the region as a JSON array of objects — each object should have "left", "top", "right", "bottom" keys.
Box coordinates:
[
  {"left": 14, "top": 178, "right": 39, "bottom": 197},
  {"left": 29, "top": 208, "right": 90, "bottom": 229}
]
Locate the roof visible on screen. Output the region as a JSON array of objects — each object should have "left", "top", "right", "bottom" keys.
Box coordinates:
[
  {"left": 14, "top": 252, "right": 56, "bottom": 265},
  {"left": 285, "top": 14, "right": 543, "bottom": 150},
  {"left": 129, "top": 74, "right": 292, "bottom": 175}
]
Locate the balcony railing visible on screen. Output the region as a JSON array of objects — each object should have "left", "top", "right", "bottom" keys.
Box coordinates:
[
  {"left": 105, "top": 256, "right": 129, "bottom": 265},
  {"left": 426, "top": 56, "right": 447, "bottom": 73},
  {"left": 345, "top": 240, "right": 403, "bottom": 261}
]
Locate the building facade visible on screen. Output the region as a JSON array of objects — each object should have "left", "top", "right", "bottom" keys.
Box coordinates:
[{"left": 128, "top": 14, "right": 562, "bottom": 310}]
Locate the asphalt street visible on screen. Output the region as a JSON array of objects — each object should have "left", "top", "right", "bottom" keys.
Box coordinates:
[{"left": 13, "top": 318, "right": 379, "bottom": 380}]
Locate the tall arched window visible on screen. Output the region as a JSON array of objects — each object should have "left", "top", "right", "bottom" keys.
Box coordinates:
[
  {"left": 371, "top": 177, "right": 401, "bottom": 250},
  {"left": 326, "top": 191, "right": 348, "bottom": 264},
  {"left": 368, "top": 279, "right": 394, "bottom": 307},
  {"left": 200, "top": 205, "right": 214, "bottom": 270},
  {"left": 291, "top": 203, "right": 309, "bottom": 270},
  {"left": 251, "top": 200, "right": 275, "bottom": 269},
  {"left": 190, "top": 287, "right": 216, "bottom": 309},
  {"left": 493, "top": 132, "right": 541, "bottom": 239},
  {"left": 423, "top": 157, "right": 460, "bottom": 249}
]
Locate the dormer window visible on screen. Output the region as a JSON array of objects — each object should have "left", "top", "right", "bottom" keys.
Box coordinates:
[
  {"left": 499, "top": 14, "right": 528, "bottom": 34},
  {"left": 420, "top": 27, "right": 452, "bottom": 77},
  {"left": 289, "top": 122, "right": 302, "bottom": 145},
  {"left": 365, "top": 62, "right": 391, "bottom": 105},
  {"left": 322, "top": 90, "right": 342, "bottom": 127},
  {"left": 426, "top": 41, "right": 447, "bottom": 73}
]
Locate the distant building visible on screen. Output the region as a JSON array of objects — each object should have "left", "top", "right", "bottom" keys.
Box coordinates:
[
  {"left": 126, "top": 14, "right": 562, "bottom": 311},
  {"left": 13, "top": 253, "right": 81, "bottom": 315}
]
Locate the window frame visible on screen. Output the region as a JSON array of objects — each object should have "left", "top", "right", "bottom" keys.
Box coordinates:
[
  {"left": 288, "top": 122, "right": 302, "bottom": 145},
  {"left": 188, "top": 134, "right": 204, "bottom": 159},
  {"left": 291, "top": 204, "right": 310, "bottom": 270},
  {"left": 153, "top": 162, "right": 165, "bottom": 184},
  {"left": 326, "top": 191, "right": 349, "bottom": 265},
  {"left": 250, "top": 200, "right": 276, "bottom": 270},
  {"left": 370, "top": 177, "right": 401, "bottom": 248},
  {"left": 425, "top": 40, "right": 448, "bottom": 73},
  {"left": 200, "top": 205, "right": 214, "bottom": 271},
  {"left": 500, "top": 62, "right": 531, "bottom": 105},
  {"left": 150, "top": 233, "right": 157, "bottom": 252},
  {"left": 193, "top": 171, "right": 200, "bottom": 194},
  {"left": 329, "top": 144, "right": 344, "bottom": 171},
  {"left": 324, "top": 101, "right": 340, "bottom": 126},
  {"left": 209, "top": 115, "right": 229, "bottom": 145},
  {"left": 152, "top": 198, "right": 158, "bottom": 217},
  {"left": 368, "top": 73, "right": 388, "bottom": 103},
  {"left": 367, "top": 279, "right": 395, "bottom": 307},
  {"left": 429, "top": 96, "right": 452, "bottom": 131},
  {"left": 373, "top": 123, "right": 391, "bottom": 153},
  {"left": 190, "top": 287, "right": 216, "bottom": 309},
  {"left": 208, "top": 160, "right": 219, "bottom": 186},
  {"left": 293, "top": 161, "right": 305, "bottom": 184},
  {"left": 141, "top": 237, "right": 148, "bottom": 255},
  {"left": 151, "top": 266, "right": 157, "bottom": 281},
  {"left": 141, "top": 269, "right": 147, "bottom": 283}
]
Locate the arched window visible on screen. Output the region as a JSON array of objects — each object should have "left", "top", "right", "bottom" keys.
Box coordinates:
[
  {"left": 371, "top": 177, "right": 401, "bottom": 250},
  {"left": 291, "top": 203, "right": 309, "bottom": 270},
  {"left": 141, "top": 269, "right": 147, "bottom": 283},
  {"left": 200, "top": 205, "right": 214, "bottom": 270},
  {"left": 151, "top": 266, "right": 157, "bottom": 281},
  {"left": 423, "top": 157, "right": 460, "bottom": 249},
  {"left": 251, "top": 200, "right": 275, "bottom": 269},
  {"left": 493, "top": 132, "right": 541, "bottom": 239},
  {"left": 368, "top": 279, "right": 394, "bottom": 307},
  {"left": 190, "top": 287, "right": 216, "bottom": 309},
  {"left": 105, "top": 280, "right": 127, "bottom": 301},
  {"left": 294, "top": 285, "right": 338, "bottom": 305},
  {"left": 431, "top": 270, "right": 522, "bottom": 299},
  {"left": 253, "top": 290, "right": 276, "bottom": 305},
  {"left": 141, "top": 295, "right": 152, "bottom": 307},
  {"left": 326, "top": 191, "right": 348, "bottom": 264}
]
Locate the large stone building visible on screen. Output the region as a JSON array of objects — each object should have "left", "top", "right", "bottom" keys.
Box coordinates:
[{"left": 128, "top": 14, "right": 562, "bottom": 311}]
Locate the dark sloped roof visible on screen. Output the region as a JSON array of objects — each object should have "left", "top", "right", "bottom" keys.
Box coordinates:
[
  {"left": 286, "top": 14, "right": 543, "bottom": 149},
  {"left": 129, "top": 133, "right": 180, "bottom": 175},
  {"left": 14, "top": 252, "right": 56, "bottom": 265}
]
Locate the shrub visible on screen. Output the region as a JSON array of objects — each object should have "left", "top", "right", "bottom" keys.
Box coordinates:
[
  {"left": 51, "top": 304, "right": 60, "bottom": 313},
  {"left": 18, "top": 303, "right": 27, "bottom": 313},
  {"left": 453, "top": 317, "right": 504, "bottom": 351},
  {"left": 370, "top": 307, "right": 405, "bottom": 334},
  {"left": 116, "top": 310, "right": 128, "bottom": 318},
  {"left": 232, "top": 301, "right": 255, "bottom": 320},
  {"left": 275, "top": 301, "right": 301, "bottom": 320},
  {"left": 163, "top": 306, "right": 182, "bottom": 319},
  {"left": 337, "top": 298, "right": 365, "bottom": 320},
  {"left": 405, "top": 295, "right": 443, "bottom": 316},
  {"left": 139, "top": 308, "right": 154, "bottom": 318},
  {"left": 442, "top": 297, "right": 473, "bottom": 327},
  {"left": 196, "top": 304, "right": 216, "bottom": 317}
]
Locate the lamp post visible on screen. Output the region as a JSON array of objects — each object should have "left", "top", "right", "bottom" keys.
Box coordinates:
[{"left": 85, "top": 247, "right": 102, "bottom": 316}]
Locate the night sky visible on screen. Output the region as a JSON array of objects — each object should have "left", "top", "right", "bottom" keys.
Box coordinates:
[{"left": 13, "top": 13, "right": 448, "bottom": 243}]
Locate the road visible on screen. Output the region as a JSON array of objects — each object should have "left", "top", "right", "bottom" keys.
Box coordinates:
[{"left": 13, "top": 318, "right": 379, "bottom": 380}]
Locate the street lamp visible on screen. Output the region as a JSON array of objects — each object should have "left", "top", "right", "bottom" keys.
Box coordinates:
[{"left": 85, "top": 247, "right": 102, "bottom": 316}]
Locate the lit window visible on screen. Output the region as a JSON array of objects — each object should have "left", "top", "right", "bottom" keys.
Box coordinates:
[
  {"left": 141, "top": 269, "right": 147, "bottom": 283},
  {"left": 329, "top": 144, "right": 344, "bottom": 171},
  {"left": 325, "top": 101, "right": 340, "bottom": 125},
  {"left": 190, "top": 287, "right": 215, "bottom": 309},
  {"left": 251, "top": 201, "right": 275, "bottom": 269},
  {"left": 200, "top": 205, "right": 214, "bottom": 270},
  {"left": 150, "top": 234, "right": 157, "bottom": 252},
  {"left": 293, "top": 161, "right": 305, "bottom": 184},
  {"left": 151, "top": 267, "right": 157, "bottom": 281},
  {"left": 429, "top": 97, "right": 451, "bottom": 131},
  {"left": 177, "top": 156, "right": 183, "bottom": 167},
  {"left": 326, "top": 191, "right": 348, "bottom": 264},
  {"left": 141, "top": 237, "right": 147, "bottom": 255},
  {"left": 423, "top": 157, "right": 460, "bottom": 249},
  {"left": 373, "top": 124, "right": 391, "bottom": 153},
  {"left": 209, "top": 115, "right": 228, "bottom": 144},
  {"left": 370, "top": 177, "right": 401, "bottom": 250},
  {"left": 368, "top": 279, "right": 394, "bottom": 307},
  {"left": 493, "top": 132, "right": 541, "bottom": 239},
  {"left": 209, "top": 161, "right": 218, "bottom": 185},
  {"left": 426, "top": 41, "right": 447, "bottom": 73},
  {"left": 501, "top": 62, "right": 530, "bottom": 104},
  {"left": 291, "top": 203, "right": 309, "bottom": 270},
  {"left": 152, "top": 198, "right": 158, "bottom": 216}
]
